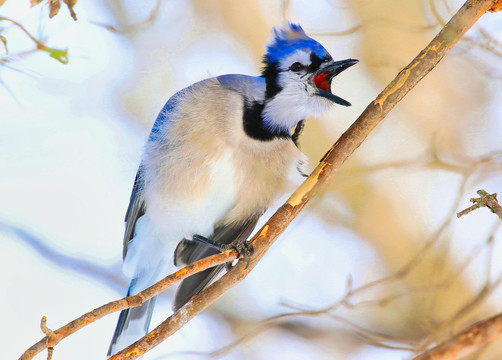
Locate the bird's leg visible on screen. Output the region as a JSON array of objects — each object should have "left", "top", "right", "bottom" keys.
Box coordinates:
[
  {"left": 191, "top": 234, "right": 225, "bottom": 251},
  {"left": 191, "top": 234, "right": 254, "bottom": 268}
]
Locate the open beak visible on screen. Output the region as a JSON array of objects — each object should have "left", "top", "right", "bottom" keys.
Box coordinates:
[{"left": 311, "top": 58, "right": 358, "bottom": 106}]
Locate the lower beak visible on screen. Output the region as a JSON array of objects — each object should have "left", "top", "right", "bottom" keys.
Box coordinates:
[{"left": 312, "top": 58, "right": 358, "bottom": 106}]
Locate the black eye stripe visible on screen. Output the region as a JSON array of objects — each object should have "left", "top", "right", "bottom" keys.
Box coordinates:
[
  {"left": 285, "top": 53, "right": 333, "bottom": 73},
  {"left": 307, "top": 52, "right": 324, "bottom": 73}
]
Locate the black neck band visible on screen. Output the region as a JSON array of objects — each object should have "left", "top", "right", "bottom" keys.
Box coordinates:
[{"left": 242, "top": 101, "right": 290, "bottom": 141}]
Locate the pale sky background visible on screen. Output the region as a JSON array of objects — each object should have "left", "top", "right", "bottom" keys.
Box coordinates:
[{"left": 2, "top": 1, "right": 502, "bottom": 359}]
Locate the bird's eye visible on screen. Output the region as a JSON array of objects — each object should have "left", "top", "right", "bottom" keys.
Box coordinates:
[{"left": 289, "top": 62, "right": 304, "bottom": 72}]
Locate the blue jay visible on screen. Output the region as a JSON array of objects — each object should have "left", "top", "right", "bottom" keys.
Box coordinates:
[{"left": 108, "top": 22, "right": 357, "bottom": 356}]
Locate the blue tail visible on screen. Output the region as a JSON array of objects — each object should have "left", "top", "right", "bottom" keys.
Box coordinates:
[{"left": 107, "top": 281, "right": 157, "bottom": 357}]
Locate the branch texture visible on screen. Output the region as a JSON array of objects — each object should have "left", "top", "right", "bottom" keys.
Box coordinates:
[{"left": 457, "top": 190, "right": 502, "bottom": 219}]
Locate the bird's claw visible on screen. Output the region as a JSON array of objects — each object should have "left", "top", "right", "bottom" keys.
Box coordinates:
[
  {"left": 224, "top": 240, "right": 254, "bottom": 269},
  {"left": 191, "top": 234, "right": 254, "bottom": 269}
]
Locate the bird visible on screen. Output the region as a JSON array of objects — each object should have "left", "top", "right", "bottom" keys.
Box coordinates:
[{"left": 108, "top": 22, "right": 357, "bottom": 357}]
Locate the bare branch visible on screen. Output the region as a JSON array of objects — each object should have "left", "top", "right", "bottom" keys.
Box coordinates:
[
  {"left": 18, "top": 250, "right": 237, "bottom": 360},
  {"left": 457, "top": 190, "right": 502, "bottom": 219},
  {"left": 412, "top": 312, "right": 502, "bottom": 360}
]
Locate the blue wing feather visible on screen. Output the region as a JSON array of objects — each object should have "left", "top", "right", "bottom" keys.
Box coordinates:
[
  {"left": 148, "top": 91, "right": 183, "bottom": 142},
  {"left": 217, "top": 74, "right": 266, "bottom": 103}
]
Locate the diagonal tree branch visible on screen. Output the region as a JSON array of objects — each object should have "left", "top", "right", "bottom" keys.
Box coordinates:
[{"left": 19, "top": 0, "right": 502, "bottom": 359}]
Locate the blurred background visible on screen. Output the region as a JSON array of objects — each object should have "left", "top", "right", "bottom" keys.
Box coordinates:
[{"left": 1, "top": 0, "right": 502, "bottom": 359}]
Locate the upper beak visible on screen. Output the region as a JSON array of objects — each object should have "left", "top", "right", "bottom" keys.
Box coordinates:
[{"left": 311, "top": 58, "right": 358, "bottom": 106}]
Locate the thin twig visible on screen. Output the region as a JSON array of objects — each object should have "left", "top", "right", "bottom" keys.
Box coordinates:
[
  {"left": 40, "top": 317, "right": 55, "bottom": 360},
  {"left": 457, "top": 190, "right": 502, "bottom": 219},
  {"left": 93, "top": 0, "right": 161, "bottom": 33},
  {"left": 40, "top": 316, "right": 54, "bottom": 337},
  {"left": 0, "top": 16, "right": 69, "bottom": 64},
  {"left": 0, "top": 16, "right": 39, "bottom": 44},
  {"left": 18, "top": 250, "right": 237, "bottom": 360}
]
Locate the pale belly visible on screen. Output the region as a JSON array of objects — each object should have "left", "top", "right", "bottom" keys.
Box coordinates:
[{"left": 144, "top": 148, "right": 240, "bottom": 241}]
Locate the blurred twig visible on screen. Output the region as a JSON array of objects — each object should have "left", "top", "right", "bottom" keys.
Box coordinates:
[
  {"left": 415, "top": 222, "right": 502, "bottom": 353},
  {"left": 93, "top": 0, "right": 161, "bottom": 33},
  {"left": 312, "top": 20, "right": 438, "bottom": 37},
  {"left": 0, "top": 221, "right": 127, "bottom": 293},
  {"left": 412, "top": 312, "right": 502, "bottom": 360},
  {"left": 281, "top": 0, "right": 291, "bottom": 21}
]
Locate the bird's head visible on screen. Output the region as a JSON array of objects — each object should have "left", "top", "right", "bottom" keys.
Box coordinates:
[{"left": 261, "top": 23, "right": 358, "bottom": 132}]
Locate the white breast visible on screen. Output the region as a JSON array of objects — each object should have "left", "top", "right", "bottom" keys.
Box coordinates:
[
  {"left": 146, "top": 148, "right": 239, "bottom": 241},
  {"left": 123, "top": 149, "right": 239, "bottom": 279},
  {"left": 195, "top": 148, "right": 240, "bottom": 233}
]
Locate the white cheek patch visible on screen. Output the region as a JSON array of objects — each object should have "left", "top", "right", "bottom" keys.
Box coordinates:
[{"left": 262, "top": 85, "right": 333, "bottom": 132}]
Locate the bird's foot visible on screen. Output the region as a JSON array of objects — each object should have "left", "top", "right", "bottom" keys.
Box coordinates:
[
  {"left": 222, "top": 240, "right": 254, "bottom": 269},
  {"left": 191, "top": 234, "right": 254, "bottom": 268}
]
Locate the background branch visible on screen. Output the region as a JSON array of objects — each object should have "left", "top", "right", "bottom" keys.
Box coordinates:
[{"left": 412, "top": 312, "right": 502, "bottom": 360}]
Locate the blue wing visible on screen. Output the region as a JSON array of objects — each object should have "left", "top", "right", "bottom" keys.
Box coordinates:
[
  {"left": 122, "top": 88, "right": 184, "bottom": 257},
  {"left": 217, "top": 74, "right": 266, "bottom": 103}
]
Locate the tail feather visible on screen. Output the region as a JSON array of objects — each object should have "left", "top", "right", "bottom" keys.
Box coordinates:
[
  {"left": 172, "top": 217, "right": 259, "bottom": 311},
  {"left": 173, "top": 264, "right": 224, "bottom": 311},
  {"left": 107, "top": 295, "right": 157, "bottom": 357}
]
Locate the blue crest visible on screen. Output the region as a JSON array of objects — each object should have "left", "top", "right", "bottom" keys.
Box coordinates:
[{"left": 264, "top": 23, "right": 328, "bottom": 63}]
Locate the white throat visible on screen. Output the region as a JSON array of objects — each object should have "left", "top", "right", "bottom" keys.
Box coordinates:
[{"left": 261, "top": 83, "right": 332, "bottom": 132}]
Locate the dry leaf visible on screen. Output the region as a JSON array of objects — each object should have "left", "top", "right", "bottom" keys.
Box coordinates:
[
  {"left": 30, "top": 0, "right": 44, "bottom": 7},
  {"left": 62, "top": 0, "right": 77, "bottom": 20},
  {"left": 49, "top": 0, "right": 61, "bottom": 18},
  {"left": 0, "top": 0, "right": 7, "bottom": 8}
]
